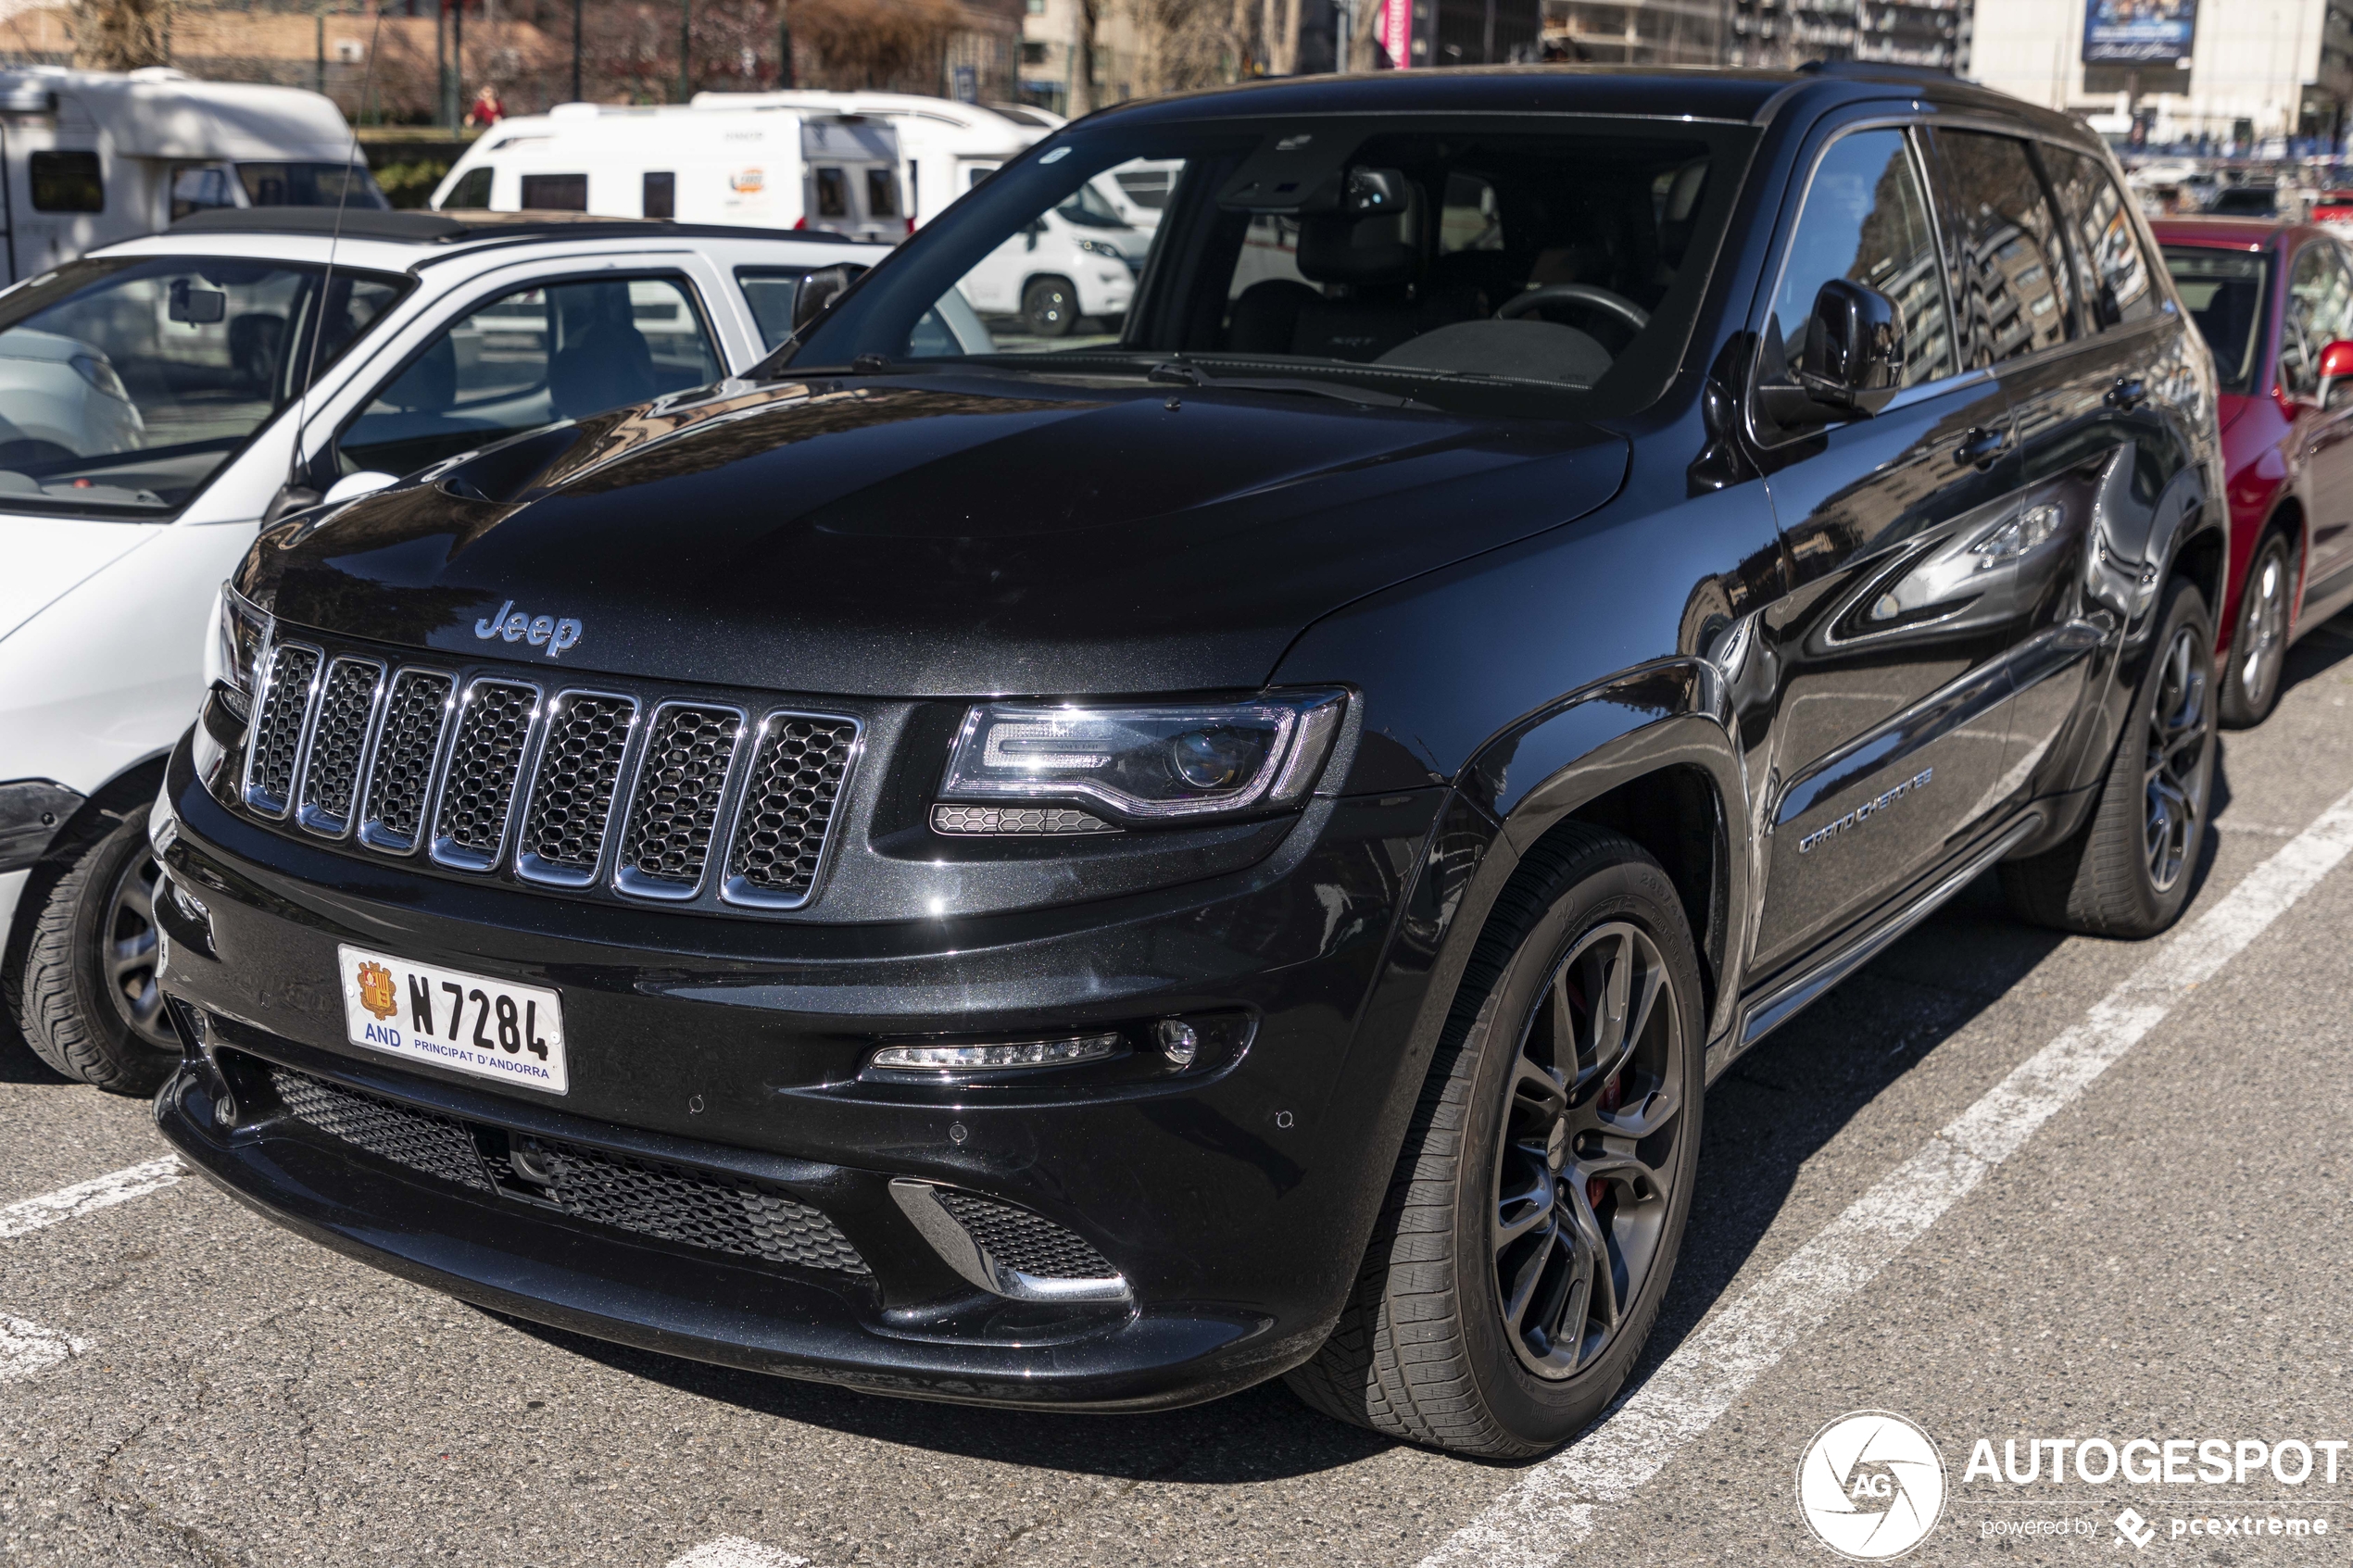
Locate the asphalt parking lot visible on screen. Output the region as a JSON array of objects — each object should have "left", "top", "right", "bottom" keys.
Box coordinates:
[{"left": 6, "top": 615, "right": 2352, "bottom": 1568}]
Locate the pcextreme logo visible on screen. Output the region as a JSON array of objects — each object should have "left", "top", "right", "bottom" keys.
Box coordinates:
[{"left": 1797, "top": 1411, "right": 1948, "bottom": 1560}]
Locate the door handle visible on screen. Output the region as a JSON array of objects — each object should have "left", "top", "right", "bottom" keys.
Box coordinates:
[
  {"left": 1955, "top": 426, "right": 2009, "bottom": 468},
  {"left": 2106, "top": 376, "right": 2149, "bottom": 410}
]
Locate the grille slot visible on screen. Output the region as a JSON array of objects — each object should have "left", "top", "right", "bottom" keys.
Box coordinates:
[
  {"left": 724, "top": 713, "right": 861, "bottom": 908},
  {"left": 617, "top": 703, "right": 744, "bottom": 897},
  {"left": 517, "top": 692, "right": 637, "bottom": 885},
  {"left": 263, "top": 1065, "right": 866, "bottom": 1274},
  {"left": 934, "top": 1190, "right": 1116, "bottom": 1281},
  {"left": 243, "top": 643, "right": 321, "bottom": 816},
  {"left": 295, "top": 658, "right": 383, "bottom": 835},
  {"left": 430, "top": 680, "right": 539, "bottom": 871},
  {"left": 271, "top": 1067, "right": 494, "bottom": 1191},
  {"left": 528, "top": 1140, "right": 869, "bottom": 1274},
  {"left": 358, "top": 670, "right": 455, "bottom": 853}
]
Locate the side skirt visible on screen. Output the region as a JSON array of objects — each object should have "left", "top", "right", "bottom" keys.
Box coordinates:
[{"left": 1705, "top": 811, "right": 2043, "bottom": 1083}]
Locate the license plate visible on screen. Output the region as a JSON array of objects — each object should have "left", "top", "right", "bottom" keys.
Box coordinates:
[{"left": 335, "top": 944, "right": 568, "bottom": 1095}]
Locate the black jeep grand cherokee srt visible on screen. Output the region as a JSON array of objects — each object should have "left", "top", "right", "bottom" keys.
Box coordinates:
[{"left": 151, "top": 64, "right": 2222, "bottom": 1457}]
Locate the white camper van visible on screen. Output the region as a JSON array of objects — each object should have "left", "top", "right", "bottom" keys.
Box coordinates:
[
  {"left": 0, "top": 67, "right": 384, "bottom": 284},
  {"left": 429, "top": 104, "right": 906, "bottom": 243},
  {"left": 688, "top": 91, "right": 1038, "bottom": 229}
]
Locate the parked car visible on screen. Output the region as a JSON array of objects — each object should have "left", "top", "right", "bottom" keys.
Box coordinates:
[
  {"left": 430, "top": 104, "right": 907, "bottom": 244},
  {"left": 2154, "top": 215, "right": 2353, "bottom": 724},
  {"left": 0, "top": 66, "right": 385, "bottom": 283},
  {"left": 150, "top": 64, "right": 2224, "bottom": 1459},
  {"left": 0, "top": 207, "right": 890, "bottom": 1093}
]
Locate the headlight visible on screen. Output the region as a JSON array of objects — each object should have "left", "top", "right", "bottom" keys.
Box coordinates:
[
  {"left": 69, "top": 352, "right": 130, "bottom": 402},
  {"left": 207, "top": 582, "right": 270, "bottom": 716},
  {"left": 939, "top": 690, "right": 1346, "bottom": 823},
  {"left": 1076, "top": 237, "right": 1126, "bottom": 259}
]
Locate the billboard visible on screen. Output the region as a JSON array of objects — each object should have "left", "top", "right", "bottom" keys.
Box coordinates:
[{"left": 2082, "top": 0, "right": 2197, "bottom": 66}]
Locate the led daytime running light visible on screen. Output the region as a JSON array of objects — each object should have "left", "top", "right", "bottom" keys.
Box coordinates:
[{"left": 868, "top": 1033, "right": 1121, "bottom": 1073}]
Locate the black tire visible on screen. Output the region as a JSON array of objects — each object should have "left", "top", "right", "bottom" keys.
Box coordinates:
[
  {"left": 1020, "top": 276, "right": 1078, "bottom": 338},
  {"left": 2001, "top": 579, "right": 2217, "bottom": 937},
  {"left": 4, "top": 804, "right": 181, "bottom": 1095},
  {"left": 2219, "top": 531, "right": 2295, "bottom": 729},
  {"left": 1285, "top": 824, "right": 1705, "bottom": 1458}
]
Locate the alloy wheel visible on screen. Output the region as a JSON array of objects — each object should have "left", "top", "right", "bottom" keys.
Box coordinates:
[
  {"left": 1490, "top": 920, "right": 1687, "bottom": 1379},
  {"left": 2145, "top": 621, "right": 2211, "bottom": 893},
  {"left": 100, "top": 845, "right": 178, "bottom": 1050},
  {"left": 2237, "top": 545, "right": 2289, "bottom": 709}
]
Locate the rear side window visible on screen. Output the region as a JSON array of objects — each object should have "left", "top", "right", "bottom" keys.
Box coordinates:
[
  {"left": 2163, "top": 247, "right": 2267, "bottom": 394},
  {"left": 2281, "top": 243, "right": 2353, "bottom": 398},
  {"left": 1765, "top": 128, "right": 1955, "bottom": 392},
  {"left": 736, "top": 265, "right": 812, "bottom": 351},
  {"left": 31, "top": 150, "right": 102, "bottom": 212},
  {"left": 520, "top": 173, "right": 588, "bottom": 211},
  {"left": 445, "top": 166, "right": 494, "bottom": 208},
  {"left": 1930, "top": 131, "right": 2074, "bottom": 366},
  {"left": 643, "top": 171, "right": 675, "bottom": 220},
  {"left": 2040, "top": 146, "right": 2158, "bottom": 329}
]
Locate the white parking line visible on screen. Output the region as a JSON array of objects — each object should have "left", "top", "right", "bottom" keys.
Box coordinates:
[
  {"left": 0, "top": 1155, "right": 182, "bottom": 1241},
  {"left": 0, "top": 1314, "right": 91, "bottom": 1382},
  {"left": 1423, "top": 782, "right": 2353, "bottom": 1568},
  {"left": 666, "top": 1538, "right": 808, "bottom": 1568}
]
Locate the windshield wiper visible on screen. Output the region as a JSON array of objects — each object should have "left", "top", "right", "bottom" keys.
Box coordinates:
[{"left": 1143, "top": 360, "right": 1428, "bottom": 409}]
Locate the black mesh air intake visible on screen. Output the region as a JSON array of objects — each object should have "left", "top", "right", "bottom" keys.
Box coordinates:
[
  {"left": 529, "top": 1141, "right": 869, "bottom": 1274},
  {"left": 432, "top": 680, "right": 537, "bottom": 866},
  {"left": 621, "top": 704, "right": 741, "bottom": 889},
  {"left": 724, "top": 715, "right": 859, "bottom": 903},
  {"left": 520, "top": 693, "right": 636, "bottom": 878},
  {"left": 935, "top": 1190, "right": 1117, "bottom": 1281},
  {"left": 296, "top": 657, "right": 381, "bottom": 831},
  {"left": 245, "top": 643, "right": 320, "bottom": 814},
  {"left": 361, "top": 670, "right": 454, "bottom": 850},
  {"left": 271, "top": 1067, "right": 494, "bottom": 1191}
]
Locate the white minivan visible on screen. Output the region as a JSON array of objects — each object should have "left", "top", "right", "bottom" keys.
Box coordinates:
[
  {"left": 430, "top": 104, "right": 906, "bottom": 244},
  {"left": 0, "top": 65, "right": 385, "bottom": 283},
  {"left": 953, "top": 160, "right": 1151, "bottom": 338}
]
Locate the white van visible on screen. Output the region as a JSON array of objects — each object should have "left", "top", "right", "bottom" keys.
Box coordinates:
[
  {"left": 430, "top": 104, "right": 906, "bottom": 243},
  {"left": 950, "top": 158, "right": 1151, "bottom": 339},
  {"left": 689, "top": 91, "right": 1038, "bottom": 229},
  {"left": 0, "top": 66, "right": 384, "bottom": 283}
]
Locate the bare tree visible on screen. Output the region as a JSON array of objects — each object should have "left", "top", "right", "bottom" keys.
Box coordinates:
[
  {"left": 74, "top": 0, "right": 169, "bottom": 70},
  {"left": 1066, "top": 0, "right": 1099, "bottom": 116},
  {"left": 789, "top": 0, "right": 963, "bottom": 90}
]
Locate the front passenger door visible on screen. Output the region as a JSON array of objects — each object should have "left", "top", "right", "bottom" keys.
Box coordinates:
[{"left": 1748, "top": 123, "right": 2024, "bottom": 980}]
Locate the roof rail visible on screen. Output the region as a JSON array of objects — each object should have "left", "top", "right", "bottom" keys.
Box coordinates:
[{"left": 1796, "top": 59, "right": 1965, "bottom": 89}]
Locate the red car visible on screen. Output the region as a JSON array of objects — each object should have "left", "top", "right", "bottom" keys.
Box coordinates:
[{"left": 2154, "top": 216, "right": 2353, "bottom": 724}]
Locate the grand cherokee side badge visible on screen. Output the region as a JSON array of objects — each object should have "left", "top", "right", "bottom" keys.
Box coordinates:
[
  {"left": 473, "top": 600, "right": 583, "bottom": 658},
  {"left": 1799, "top": 768, "right": 1932, "bottom": 856}
]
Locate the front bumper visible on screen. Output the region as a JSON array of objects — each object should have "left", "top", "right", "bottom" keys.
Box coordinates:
[{"left": 152, "top": 734, "right": 1445, "bottom": 1410}]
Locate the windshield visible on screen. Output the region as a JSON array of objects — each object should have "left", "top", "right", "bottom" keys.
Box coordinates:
[
  {"left": 2163, "top": 245, "right": 2267, "bottom": 394},
  {"left": 238, "top": 161, "right": 390, "bottom": 209},
  {"left": 781, "top": 114, "right": 1755, "bottom": 418},
  {"left": 0, "top": 256, "right": 405, "bottom": 515}
]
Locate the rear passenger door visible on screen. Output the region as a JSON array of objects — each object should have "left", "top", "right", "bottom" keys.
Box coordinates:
[
  {"left": 1961, "top": 133, "right": 2203, "bottom": 794},
  {"left": 1747, "top": 120, "right": 2024, "bottom": 980}
]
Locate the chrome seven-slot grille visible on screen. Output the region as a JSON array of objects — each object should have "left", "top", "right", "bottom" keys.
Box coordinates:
[{"left": 239, "top": 636, "right": 862, "bottom": 911}]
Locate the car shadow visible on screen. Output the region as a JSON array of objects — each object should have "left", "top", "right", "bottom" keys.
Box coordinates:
[{"left": 470, "top": 622, "right": 2337, "bottom": 1485}]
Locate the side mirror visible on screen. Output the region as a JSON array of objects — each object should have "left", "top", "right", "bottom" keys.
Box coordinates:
[
  {"left": 2319, "top": 339, "right": 2353, "bottom": 408},
  {"left": 1024, "top": 218, "right": 1046, "bottom": 250},
  {"left": 1801, "top": 278, "right": 1903, "bottom": 407},
  {"left": 169, "top": 278, "right": 227, "bottom": 325},
  {"left": 322, "top": 470, "right": 399, "bottom": 506},
  {"left": 790, "top": 263, "right": 869, "bottom": 332}
]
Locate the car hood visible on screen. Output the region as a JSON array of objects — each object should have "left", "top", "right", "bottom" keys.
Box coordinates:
[{"left": 245, "top": 373, "right": 1629, "bottom": 697}]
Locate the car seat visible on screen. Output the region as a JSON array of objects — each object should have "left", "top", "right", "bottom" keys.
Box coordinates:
[
  {"left": 547, "top": 288, "right": 657, "bottom": 420},
  {"left": 1224, "top": 180, "right": 1478, "bottom": 360}
]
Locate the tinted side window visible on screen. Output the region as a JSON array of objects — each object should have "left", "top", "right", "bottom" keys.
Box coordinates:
[
  {"left": 2041, "top": 146, "right": 2157, "bottom": 329},
  {"left": 341, "top": 276, "right": 724, "bottom": 477},
  {"left": 447, "top": 167, "right": 494, "bottom": 208},
  {"left": 643, "top": 171, "right": 675, "bottom": 220},
  {"left": 1930, "top": 131, "right": 2073, "bottom": 366},
  {"left": 2281, "top": 242, "right": 2353, "bottom": 397},
  {"left": 736, "top": 265, "right": 812, "bottom": 352},
  {"left": 1766, "top": 128, "right": 1955, "bottom": 390},
  {"left": 520, "top": 173, "right": 588, "bottom": 212},
  {"left": 31, "top": 150, "right": 103, "bottom": 212}
]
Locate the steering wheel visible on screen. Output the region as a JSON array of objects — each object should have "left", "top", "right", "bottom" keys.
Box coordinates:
[{"left": 1497, "top": 284, "right": 1650, "bottom": 333}]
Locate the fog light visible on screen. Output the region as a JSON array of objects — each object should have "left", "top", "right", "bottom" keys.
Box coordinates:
[
  {"left": 868, "top": 1033, "right": 1120, "bottom": 1073},
  {"left": 1156, "top": 1020, "right": 1199, "bottom": 1067}
]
